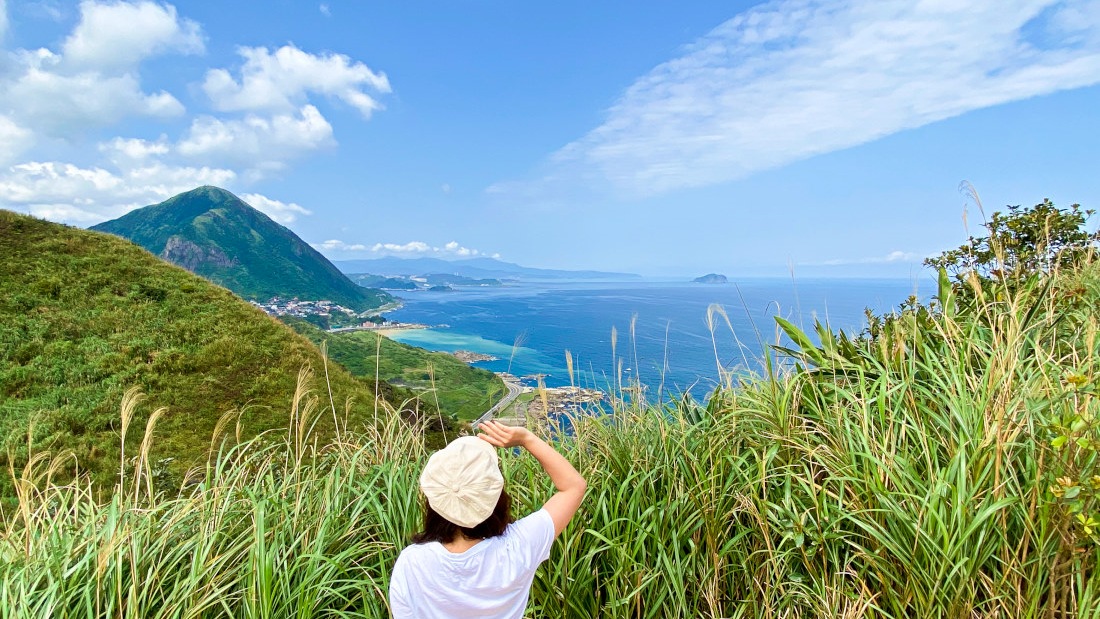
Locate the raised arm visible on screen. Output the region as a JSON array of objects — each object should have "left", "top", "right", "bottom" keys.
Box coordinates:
[{"left": 478, "top": 421, "right": 587, "bottom": 536}]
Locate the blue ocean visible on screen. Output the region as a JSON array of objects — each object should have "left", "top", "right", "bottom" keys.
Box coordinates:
[{"left": 385, "top": 278, "right": 924, "bottom": 400}]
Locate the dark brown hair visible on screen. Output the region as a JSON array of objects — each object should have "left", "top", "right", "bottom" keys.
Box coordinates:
[{"left": 411, "top": 489, "right": 514, "bottom": 544}]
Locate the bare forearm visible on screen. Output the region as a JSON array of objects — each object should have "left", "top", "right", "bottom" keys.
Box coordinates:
[
  {"left": 523, "top": 434, "right": 586, "bottom": 493},
  {"left": 478, "top": 421, "right": 586, "bottom": 536}
]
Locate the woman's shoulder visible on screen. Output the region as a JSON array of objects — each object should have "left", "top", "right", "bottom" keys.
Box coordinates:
[
  {"left": 497, "top": 509, "right": 555, "bottom": 560},
  {"left": 507, "top": 508, "right": 554, "bottom": 536},
  {"left": 395, "top": 540, "right": 441, "bottom": 565}
]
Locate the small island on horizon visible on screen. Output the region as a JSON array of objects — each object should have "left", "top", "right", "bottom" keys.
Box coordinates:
[{"left": 693, "top": 273, "right": 728, "bottom": 284}]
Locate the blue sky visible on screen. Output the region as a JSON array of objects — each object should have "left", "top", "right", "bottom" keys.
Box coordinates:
[{"left": 1, "top": 0, "right": 1098, "bottom": 277}]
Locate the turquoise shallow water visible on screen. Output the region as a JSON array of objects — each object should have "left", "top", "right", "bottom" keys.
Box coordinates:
[{"left": 385, "top": 278, "right": 924, "bottom": 399}]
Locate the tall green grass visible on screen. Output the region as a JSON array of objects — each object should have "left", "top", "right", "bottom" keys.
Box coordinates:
[
  {"left": 0, "top": 209, "right": 390, "bottom": 500},
  {"left": 3, "top": 268, "right": 1099, "bottom": 617}
]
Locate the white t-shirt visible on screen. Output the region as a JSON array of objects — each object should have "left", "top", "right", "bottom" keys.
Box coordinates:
[{"left": 389, "top": 508, "right": 556, "bottom": 618}]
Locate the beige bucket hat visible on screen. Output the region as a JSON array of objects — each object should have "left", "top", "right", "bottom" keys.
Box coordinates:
[{"left": 419, "top": 436, "right": 505, "bottom": 528}]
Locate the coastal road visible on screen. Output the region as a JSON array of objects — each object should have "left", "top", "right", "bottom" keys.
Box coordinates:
[
  {"left": 327, "top": 325, "right": 377, "bottom": 333},
  {"left": 471, "top": 378, "right": 523, "bottom": 429}
]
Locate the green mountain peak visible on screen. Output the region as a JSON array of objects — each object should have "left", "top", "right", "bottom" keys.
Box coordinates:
[
  {"left": 0, "top": 208, "right": 391, "bottom": 495},
  {"left": 91, "top": 186, "right": 391, "bottom": 311}
]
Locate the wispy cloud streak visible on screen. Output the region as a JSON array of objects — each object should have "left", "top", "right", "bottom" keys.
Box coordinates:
[
  {"left": 313, "top": 239, "right": 499, "bottom": 258},
  {"left": 520, "top": 0, "right": 1100, "bottom": 197},
  {"left": 809, "top": 250, "right": 923, "bottom": 267}
]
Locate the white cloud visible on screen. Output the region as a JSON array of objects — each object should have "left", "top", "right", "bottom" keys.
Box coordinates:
[
  {"left": 883, "top": 251, "right": 917, "bottom": 263},
  {"left": 239, "top": 192, "right": 312, "bottom": 224},
  {"left": 202, "top": 44, "right": 390, "bottom": 117},
  {"left": 0, "top": 162, "right": 123, "bottom": 202},
  {"left": 322, "top": 240, "right": 493, "bottom": 257},
  {"left": 176, "top": 104, "right": 334, "bottom": 171},
  {"left": 513, "top": 0, "right": 1100, "bottom": 198},
  {"left": 98, "top": 136, "right": 170, "bottom": 163},
  {"left": 0, "top": 1, "right": 198, "bottom": 136},
  {"left": 319, "top": 3, "right": 331, "bottom": 17},
  {"left": 0, "top": 159, "right": 236, "bottom": 223},
  {"left": 0, "top": 2, "right": 386, "bottom": 230},
  {"left": 25, "top": 203, "right": 109, "bottom": 223},
  {"left": 443, "top": 240, "right": 480, "bottom": 257},
  {"left": 371, "top": 241, "right": 433, "bottom": 253},
  {"left": 125, "top": 161, "right": 235, "bottom": 191},
  {"left": 311, "top": 239, "right": 494, "bottom": 258},
  {"left": 813, "top": 250, "right": 922, "bottom": 267},
  {"left": 0, "top": 141, "right": 313, "bottom": 226},
  {"left": 0, "top": 114, "right": 34, "bottom": 165},
  {"left": 3, "top": 48, "right": 184, "bottom": 134},
  {"left": 62, "top": 0, "right": 203, "bottom": 70},
  {"left": 316, "top": 239, "right": 369, "bottom": 251}
]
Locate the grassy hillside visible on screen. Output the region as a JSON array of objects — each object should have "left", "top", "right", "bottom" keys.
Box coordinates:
[
  {"left": 0, "top": 210, "right": 392, "bottom": 498},
  {"left": 281, "top": 317, "right": 506, "bottom": 420},
  {"left": 4, "top": 262, "right": 1099, "bottom": 617},
  {"left": 91, "top": 186, "right": 392, "bottom": 312}
]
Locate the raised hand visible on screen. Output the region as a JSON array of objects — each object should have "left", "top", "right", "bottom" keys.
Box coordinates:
[
  {"left": 477, "top": 420, "right": 533, "bottom": 449},
  {"left": 478, "top": 420, "right": 587, "bottom": 536}
]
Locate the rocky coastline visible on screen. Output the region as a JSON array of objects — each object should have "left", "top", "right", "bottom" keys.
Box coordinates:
[{"left": 452, "top": 350, "right": 499, "bottom": 363}]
